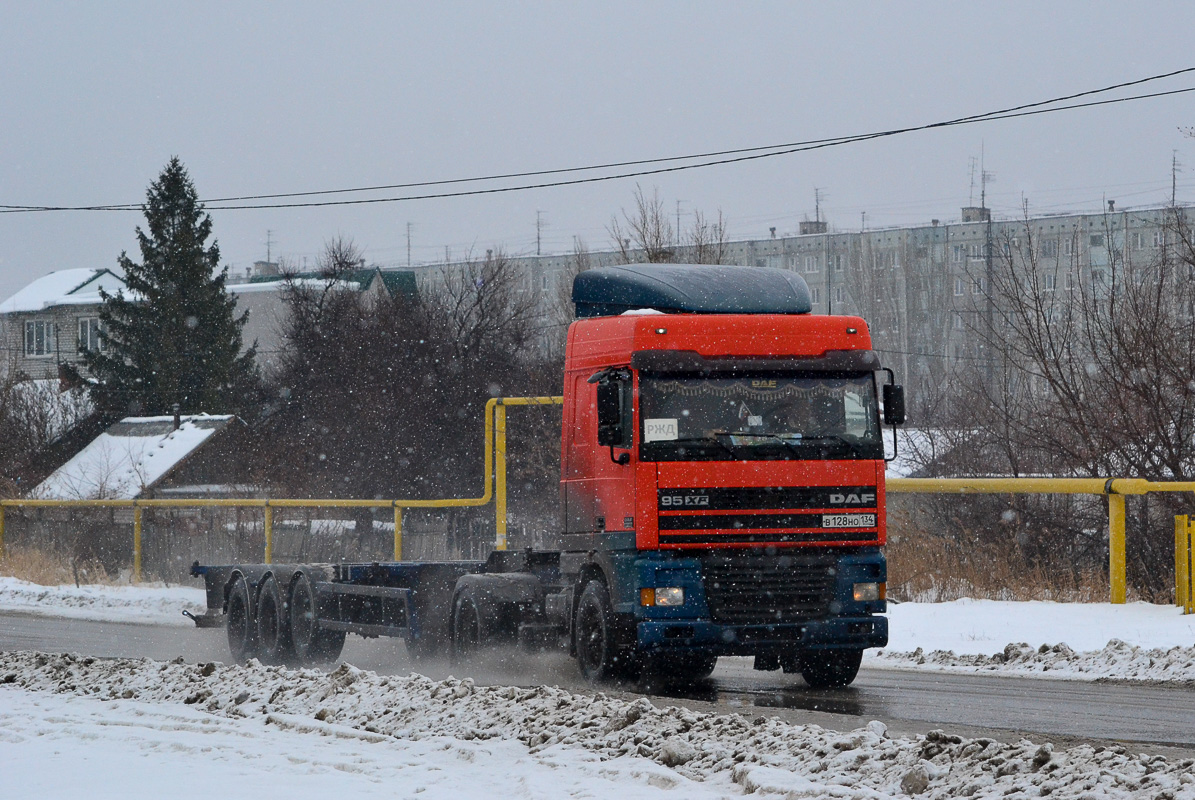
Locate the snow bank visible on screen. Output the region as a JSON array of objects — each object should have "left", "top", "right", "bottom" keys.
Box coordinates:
[
  {"left": 0, "top": 577, "right": 204, "bottom": 626},
  {"left": 870, "top": 599, "right": 1195, "bottom": 682},
  {"left": 3, "top": 652, "right": 1194, "bottom": 799}
]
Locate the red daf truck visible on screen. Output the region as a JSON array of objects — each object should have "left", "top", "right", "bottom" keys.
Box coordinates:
[{"left": 191, "top": 264, "right": 903, "bottom": 688}]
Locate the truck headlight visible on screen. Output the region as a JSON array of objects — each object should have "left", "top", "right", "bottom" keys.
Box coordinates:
[
  {"left": 639, "top": 587, "right": 684, "bottom": 607},
  {"left": 853, "top": 582, "right": 884, "bottom": 602}
]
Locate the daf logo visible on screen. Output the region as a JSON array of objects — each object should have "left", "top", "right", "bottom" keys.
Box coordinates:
[
  {"left": 829, "top": 493, "right": 876, "bottom": 505},
  {"left": 661, "top": 495, "right": 711, "bottom": 507}
]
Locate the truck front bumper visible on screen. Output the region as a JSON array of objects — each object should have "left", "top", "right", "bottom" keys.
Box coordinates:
[{"left": 636, "top": 615, "right": 887, "bottom": 655}]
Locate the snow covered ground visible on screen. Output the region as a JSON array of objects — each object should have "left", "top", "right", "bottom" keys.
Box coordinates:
[
  {"left": 2, "top": 651, "right": 1194, "bottom": 800},
  {"left": 868, "top": 598, "right": 1195, "bottom": 682},
  {"left": 0, "top": 576, "right": 205, "bottom": 626},
  {"left": 4, "top": 577, "right": 1194, "bottom": 682}
]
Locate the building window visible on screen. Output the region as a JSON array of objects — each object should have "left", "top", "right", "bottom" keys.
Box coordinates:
[
  {"left": 1065, "top": 272, "right": 1075, "bottom": 290},
  {"left": 1090, "top": 234, "right": 1105, "bottom": 247},
  {"left": 1044, "top": 273, "right": 1056, "bottom": 291},
  {"left": 953, "top": 313, "right": 965, "bottom": 331},
  {"left": 24, "top": 320, "right": 56, "bottom": 357},
  {"left": 786, "top": 255, "right": 797, "bottom": 269},
  {"left": 972, "top": 276, "right": 988, "bottom": 295},
  {"left": 1153, "top": 230, "right": 1167, "bottom": 248},
  {"left": 809, "top": 286, "right": 820, "bottom": 303},
  {"left": 833, "top": 286, "right": 845, "bottom": 304},
  {"left": 1062, "top": 238, "right": 1074, "bottom": 256},
  {"left": 1040, "top": 239, "right": 1058, "bottom": 258},
  {"left": 953, "top": 277, "right": 965, "bottom": 296},
  {"left": 1131, "top": 232, "right": 1145, "bottom": 250},
  {"left": 78, "top": 317, "right": 104, "bottom": 353},
  {"left": 803, "top": 254, "right": 819, "bottom": 273},
  {"left": 833, "top": 253, "right": 844, "bottom": 271}
]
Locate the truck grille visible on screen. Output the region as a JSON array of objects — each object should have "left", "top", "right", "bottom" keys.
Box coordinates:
[{"left": 701, "top": 553, "right": 835, "bottom": 624}]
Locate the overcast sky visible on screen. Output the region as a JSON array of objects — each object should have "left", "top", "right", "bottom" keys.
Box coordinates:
[{"left": 2, "top": 1, "right": 1194, "bottom": 300}]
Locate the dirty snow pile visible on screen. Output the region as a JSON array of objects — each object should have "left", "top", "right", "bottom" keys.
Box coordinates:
[
  {"left": 871, "top": 599, "right": 1195, "bottom": 682},
  {"left": 0, "top": 576, "right": 204, "bottom": 626},
  {"left": 4, "top": 651, "right": 1195, "bottom": 799}
]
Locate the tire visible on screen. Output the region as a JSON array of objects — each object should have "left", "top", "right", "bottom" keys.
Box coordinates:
[
  {"left": 226, "top": 575, "right": 257, "bottom": 663},
  {"left": 289, "top": 573, "right": 345, "bottom": 666},
  {"left": 799, "top": 648, "right": 863, "bottom": 689},
  {"left": 674, "top": 653, "right": 718, "bottom": 681},
  {"left": 451, "top": 592, "right": 485, "bottom": 665},
  {"left": 574, "top": 580, "right": 636, "bottom": 684},
  {"left": 256, "top": 574, "right": 292, "bottom": 665}
]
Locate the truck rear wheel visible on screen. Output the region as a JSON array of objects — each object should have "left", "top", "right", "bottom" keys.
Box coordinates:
[
  {"left": 799, "top": 648, "right": 863, "bottom": 689},
  {"left": 289, "top": 573, "right": 344, "bottom": 666},
  {"left": 226, "top": 575, "right": 257, "bottom": 663},
  {"left": 575, "top": 580, "right": 636, "bottom": 684},
  {"left": 451, "top": 591, "right": 486, "bottom": 665}
]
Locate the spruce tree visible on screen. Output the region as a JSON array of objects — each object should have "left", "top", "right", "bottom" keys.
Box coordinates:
[{"left": 85, "top": 157, "right": 256, "bottom": 416}]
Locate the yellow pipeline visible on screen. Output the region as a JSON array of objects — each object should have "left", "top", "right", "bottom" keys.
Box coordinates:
[{"left": 887, "top": 477, "right": 1195, "bottom": 604}]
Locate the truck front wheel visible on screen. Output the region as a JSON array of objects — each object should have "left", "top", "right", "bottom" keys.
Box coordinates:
[
  {"left": 799, "top": 648, "right": 863, "bottom": 689},
  {"left": 575, "top": 581, "right": 636, "bottom": 683}
]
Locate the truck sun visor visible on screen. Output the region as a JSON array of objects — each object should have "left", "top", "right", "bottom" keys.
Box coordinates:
[{"left": 572, "top": 264, "right": 813, "bottom": 317}]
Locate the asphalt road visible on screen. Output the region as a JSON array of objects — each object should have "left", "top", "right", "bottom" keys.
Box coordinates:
[{"left": 3, "top": 611, "right": 1193, "bottom": 756}]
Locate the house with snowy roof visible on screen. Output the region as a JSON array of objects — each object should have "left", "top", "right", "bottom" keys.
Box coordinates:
[
  {"left": 31, "top": 413, "right": 247, "bottom": 500},
  {"left": 0, "top": 268, "right": 126, "bottom": 380}
]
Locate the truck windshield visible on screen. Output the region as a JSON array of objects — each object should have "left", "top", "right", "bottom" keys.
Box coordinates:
[{"left": 638, "top": 372, "right": 883, "bottom": 461}]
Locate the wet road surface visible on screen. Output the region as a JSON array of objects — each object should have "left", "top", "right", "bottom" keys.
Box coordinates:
[{"left": 3, "top": 611, "right": 1193, "bottom": 755}]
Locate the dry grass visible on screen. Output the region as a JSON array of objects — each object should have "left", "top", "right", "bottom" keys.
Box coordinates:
[
  {"left": 0, "top": 545, "right": 117, "bottom": 587},
  {"left": 886, "top": 528, "right": 1115, "bottom": 603}
]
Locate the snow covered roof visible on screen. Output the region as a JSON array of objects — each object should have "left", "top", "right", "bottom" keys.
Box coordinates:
[
  {"left": 0, "top": 269, "right": 125, "bottom": 314},
  {"left": 32, "top": 414, "right": 237, "bottom": 500}
]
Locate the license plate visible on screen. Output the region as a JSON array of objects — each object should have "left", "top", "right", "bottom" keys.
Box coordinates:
[{"left": 822, "top": 513, "right": 877, "bottom": 528}]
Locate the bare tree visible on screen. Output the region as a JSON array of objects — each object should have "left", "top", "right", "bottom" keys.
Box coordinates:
[
  {"left": 914, "top": 209, "right": 1195, "bottom": 593},
  {"left": 608, "top": 185, "right": 727, "bottom": 265}
]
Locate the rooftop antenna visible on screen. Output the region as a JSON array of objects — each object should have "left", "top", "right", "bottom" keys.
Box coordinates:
[
  {"left": 968, "top": 157, "right": 978, "bottom": 206},
  {"left": 265, "top": 229, "right": 275, "bottom": 263},
  {"left": 814, "top": 187, "right": 824, "bottom": 223},
  {"left": 980, "top": 144, "right": 995, "bottom": 209},
  {"left": 536, "top": 210, "right": 545, "bottom": 256},
  {"left": 406, "top": 222, "right": 413, "bottom": 267},
  {"left": 1172, "top": 150, "right": 1182, "bottom": 206}
]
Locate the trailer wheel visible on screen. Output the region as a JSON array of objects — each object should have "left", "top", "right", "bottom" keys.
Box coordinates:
[
  {"left": 226, "top": 575, "right": 257, "bottom": 663},
  {"left": 799, "top": 648, "right": 863, "bottom": 689},
  {"left": 575, "top": 580, "right": 636, "bottom": 684},
  {"left": 256, "top": 574, "right": 293, "bottom": 665},
  {"left": 289, "top": 573, "right": 345, "bottom": 666}
]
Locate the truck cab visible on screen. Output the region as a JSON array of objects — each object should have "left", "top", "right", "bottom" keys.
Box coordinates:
[{"left": 557, "top": 264, "right": 900, "bottom": 686}]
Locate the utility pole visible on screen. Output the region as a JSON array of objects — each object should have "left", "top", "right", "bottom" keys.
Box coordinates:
[
  {"left": 406, "top": 222, "right": 412, "bottom": 268},
  {"left": 676, "top": 200, "right": 684, "bottom": 246}
]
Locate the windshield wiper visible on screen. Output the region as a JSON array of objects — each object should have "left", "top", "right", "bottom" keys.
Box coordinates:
[{"left": 700, "top": 432, "right": 743, "bottom": 459}]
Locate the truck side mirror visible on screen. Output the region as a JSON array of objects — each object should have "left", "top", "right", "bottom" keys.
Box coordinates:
[
  {"left": 883, "top": 384, "right": 906, "bottom": 426},
  {"left": 596, "top": 381, "right": 625, "bottom": 447}
]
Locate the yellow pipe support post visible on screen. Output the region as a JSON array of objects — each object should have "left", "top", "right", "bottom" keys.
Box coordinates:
[
  {"left": 264, "top": 504, "right": 274, "bottom": 565},
  {"left": 132, "top": 504, "right": 143, "bottom": 583},
  {"left": 1177, "top": 515, "right": 1194, "bottom": 615},
  {"left": 494, "top": 403, "right": 508, "bottom": 551},
  {"left": 1107, "top": 492, "right": 1127, "bottom": 604},
  {"left": 1176, "top": 516, "right": 1190, "bottom": 612},
  {"left": 393, "top": 505, "right": 403, "bottom": 562}
]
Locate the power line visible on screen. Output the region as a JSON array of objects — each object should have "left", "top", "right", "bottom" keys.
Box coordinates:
[{"left": 4, "top": 69, "right": 1195, "bottom": 214}]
